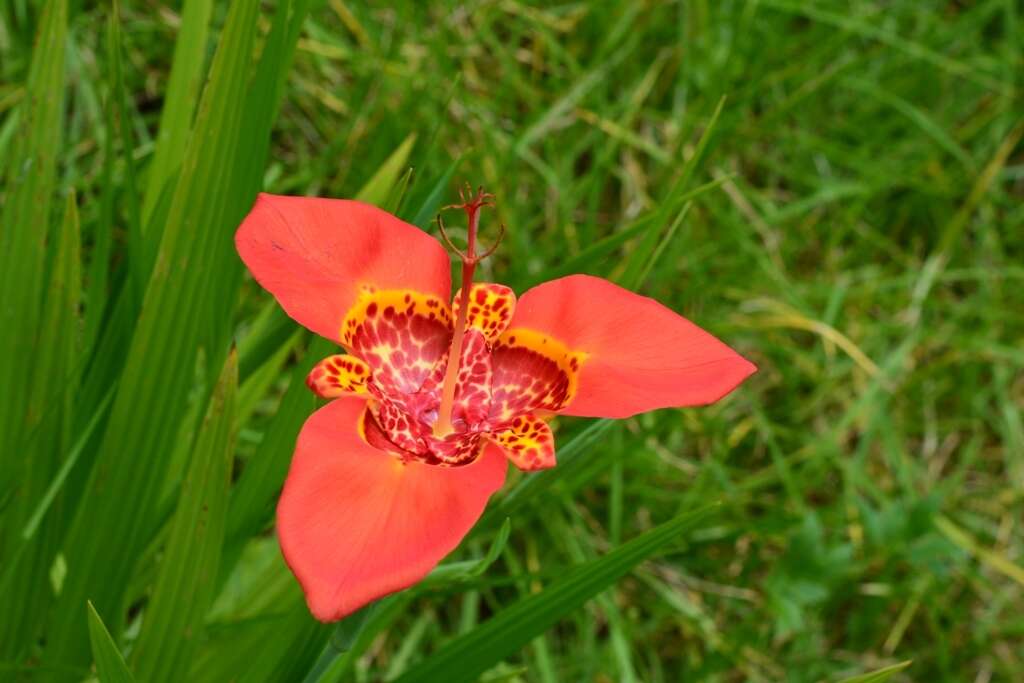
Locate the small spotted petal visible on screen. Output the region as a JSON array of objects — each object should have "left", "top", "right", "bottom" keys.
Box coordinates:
[
  {"left": 492, "top": 413, "right": 556, "bottom": 472},
  {"left": 306, "top": 354, "right": 372, "bottom": 398},
  {"left": 453, "top": 328, "right": 493, "bottom": 426},
  {"left": 451, "top": 283, "right": 516, "bottom": 343},
  {"left": 419, "top": 328, "right": 493, "bottom": 428}
]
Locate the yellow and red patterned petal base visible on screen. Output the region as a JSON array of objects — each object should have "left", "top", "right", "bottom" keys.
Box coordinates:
[
  {"left": 492, "top": 413, "right": 556, "bottom": 471},
  {"left": 341, "top": 287, "right": 453, "bottom": 395},
  {"left": 306, "top": 354, "right": 372, "bottom": 398},
  {"left": 488, "top": 327, "right": 586, "bottom": 423},
  {"left": 452, "top": 283, "right": 516, "bottom": 343}
]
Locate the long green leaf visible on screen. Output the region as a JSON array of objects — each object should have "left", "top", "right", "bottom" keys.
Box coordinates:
[
  {"left": 0, "top": 0, "right": 67, "bottom": 534},
  {"left": 43, "top": 0, "right": 266, "bottom": 669},
  {"left": 105, "top": 0, "right": 144, "bottom": 304},
  {"left": 225, "top": 337, "right": 334, "bottom": 550},
  {"left": 419, "top": 517, "right": 512, "bottom": 587},
  {"left": 618, "top": 96, "right": 725, "bottom": 289},
  {"left": 202, "top": 0, "right": 313, "bottom": 366},
  {"left": 238, "top": 303, "right": 299, "bottom": 381},
  {"left": 355, "top": 133, "right": 417, "bottom": 205},
  {"left": 50, "top": 0, "right": 313, "bottom": 667},
  {"left": 394, "top": 505, "right": 717, "bottom": 683},
  {"left": 409, "top": 154, "right": 461, "bottom": 228},
  {"left": 140, "top": 0, "right": 213, "bottom": 226},
  {"left": 191, "top": 593, "right": 328, "bottom": 683},
  {"left": 131, "top": 351, "right": 237, "bottom": 683},
  {"left": 529, "top": 175, "right": 729, "bottom": 288},
  {"left": 0, "top": 190, "right": 80, "bottom": 659},
  {"left": 22, "top": 388, "right": 114, "bottom": 544},
  {"left": 235, "top": 328, "right": 302, "bottom": 430},
  {"left": 308, "top": 594, "right": 411, "bottom": 683},
  {"left": 86, "top": 602, "right": 137, "bottom": 683}
]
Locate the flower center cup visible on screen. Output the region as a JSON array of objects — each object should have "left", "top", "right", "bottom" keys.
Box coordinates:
[{"left": 305, "top": 185, "right": 583, "bottom": 469}]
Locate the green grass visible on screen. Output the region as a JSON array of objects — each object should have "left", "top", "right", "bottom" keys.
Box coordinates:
[{"left": 1, "top": 0, "right": 1022, "bottom": 681}]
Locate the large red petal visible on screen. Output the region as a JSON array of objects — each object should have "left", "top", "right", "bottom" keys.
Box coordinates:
[
  {"left": 236, "top": 194, "right": 452, "bottom": 342},
  {"left": 509, "top": 275, "right": 756, "bottom": 418},
  {"left": 277, "top": 397, "right": 507, "bottom": 622}
]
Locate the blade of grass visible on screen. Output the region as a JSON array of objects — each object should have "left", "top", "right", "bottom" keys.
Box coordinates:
[
  {"left": 303, "top": 604, "right": 381, "bottom": 683},
  {"left": 131, "top": 351, "right": 237, "bottom": 683},
  {"left": 760, "top": 0, "right": 1009, "bottom": 92},
  {"left": 140, "top": 0, "right": 213, "bottom": 226},
  {"left": 526, "top": 175, "right": 730, "bottom": 287},
  {"left": 86, "top": 602, "right": 137, "bottom": 683},
  {"left": 841, "top": 76, "right": 973, "bottom": 170},
  {"left": 308, "top": 594, "right": 412, "bottom": 683},
  {"left": 0, "top": 191, "right": 80, "bottom": 658},
  {"left": 238, "top": 303, "right": 300, "bottom": 381},
  {"left": 236, "top": 329, "right": 302, "bottom": 430},
  {"left": 393, "top": 504, "right": 718, "bottom": 683},
  {"left": 838, "top": 660, "right": 912, "bottom": 683},
  {"left": 43, "top": 0, "right": 266, "bottom": 669},
  {"left": 384, "top": 166, "right": 415, "bottom": 214},
  {"left": 355, "top": 132, "right": 417, "bottom": 205},
  {"left": 477, "top": 419, "right": 617, "bottom": 531},
  {"left": 188, "top": 595, "right": 327, "bottom": 683},
  {"left": 0, "top": 0, "right": 66, "bottom": 525},
  {"left": 105, "top": 0, "right": 144, "bottom": 305},
  {"left": 409, "top": 154, "right": 462, "bottom": 228},
  {"left": 935, "top": 515, "right": 1024, "bottom": 587},
  {"left": 21, "top": 388, "right": 115, "bottom": 544},
  {"left": 225, "top": 337, "right": 334, "bottom": 551},
  {"left": 631, "top": 201, "right": 691, "bottom": 287},
  {"left": 418, "top": 518, "right": 513, "bottom": 588},
  {"left": 618, "top": 96, "right": 725, "bottom": 289}
]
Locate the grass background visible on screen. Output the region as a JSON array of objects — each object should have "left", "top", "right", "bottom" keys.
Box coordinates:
[{"left": 1, "top": 0, "right": 1022, "bottom": 681}]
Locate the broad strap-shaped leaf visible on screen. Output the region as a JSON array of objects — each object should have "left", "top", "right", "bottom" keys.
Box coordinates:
[
  {"left": 104, "top": 1, "right": 145, "bottom": 303},
  {"left": 141, "top": 0, "right": 214, "bottom": 226},
  {"left": 392, "top": 504, "right": 717, "bottom": 683},
  {"left": 0, "top": 192, "right": 80, "bottom": 659},
  {"left": 86, "top": 602, "right": 137, "bottom": 683},
  {"left": 355, "top": 133, "right": 417, "bottom": 206},
  {"left": 43, "top": 0, "right": 282, "bottom": 669},
  {"left": 17, "top": 195, "right": 81, "bottom": 555},
  {"left": 224, "top": 337, "right": 334, "bottom": 552},
  {"left": 408, "top": 154, "right": 461, "bottom": 229},
  {"left": 131, "top": 352, "right": 237, "bottom": 683},
  {"left": 0, "top": 0, "right": 67, "bottom": 539},
  {"left": 189, "top": 591, "right": 328, "bottom": 683}
]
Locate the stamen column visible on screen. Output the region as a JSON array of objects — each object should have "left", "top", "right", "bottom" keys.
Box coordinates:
[{"left": 432, "top": 186, "right": 502, "bottom": 437}]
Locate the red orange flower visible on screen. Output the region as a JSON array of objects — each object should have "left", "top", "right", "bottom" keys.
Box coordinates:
[{"left": 235, "top": 190, "right": 755, "bottom": 621}]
